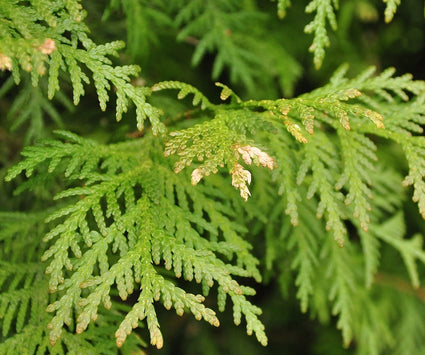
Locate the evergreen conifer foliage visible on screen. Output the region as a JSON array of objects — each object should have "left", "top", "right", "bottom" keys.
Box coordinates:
[{"left": 2, "top": 0, "right": 425, "bottom": 354}]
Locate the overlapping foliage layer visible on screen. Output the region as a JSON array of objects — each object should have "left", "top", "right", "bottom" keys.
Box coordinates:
[{"left": 1, "top": 1, "right": 425, "bottom": 354}]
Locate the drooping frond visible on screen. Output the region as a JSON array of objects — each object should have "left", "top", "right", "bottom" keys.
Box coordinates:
[
  {"left": 357, "top": 168, "right": 405, "bottom": 288},
  {"left": 271, "top": 0, "right": 292, "bottom": 19},
  {"left": 151, "top": 68, "right": 425, "bottom": 351},
  {"left": 383, "top": 0, "right": 401, "bottom": 23},
  {"left": 335, "top": 130, "right": 376, "bottom": 232},
  {"left": 6, "top": 131, "right": 267, "bottom": 348},
  {"left": 0, "top": 0, "right": 163, "bottom": 133},
  {"left": 154, "top": 83, "right": 275, "bottom": 200},
  {"left": 323, "top": 238, "right": 356, "bottom": 346},
  {"left": 301, "top": 1, "right": 403, "bottom": 67},
  {"left": 287, "top": 202, "right": 321, "bottom": 312},
  {"left": 297, "top": 130, "right": 347, "bottom": 246},
  {"left": 268, "top": 126, "right": 301, "bottom": 226},
  {"left": 304, "top": 0, "right": 339, "bottom": 69},
  {"left": 0, "top": 210, "right": 144, "bottom": 354},
  {"left": 332, "top": 69, "right": 425, "bottom": 220},
  {"left": 0, "top": 0, "right": 86, "bottom": 82},
  {"left": 306, "top": 66, "right": 425, "bottom": 223},
  {"left": 399, "top": 137, "right": 425, "bottom": 217},
  {"left": 153, "top": 67, "right": 425, "bottom": 247}
]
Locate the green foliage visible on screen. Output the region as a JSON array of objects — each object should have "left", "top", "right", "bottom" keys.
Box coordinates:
[
  {"left": 383, "top": 0, "right": 401, "bottom": 23},
  {"left": 103, "top": 0, "right": 174, "bottom": 62},
  {"left": 2, "top": 0, "right": 425, "bottom": 354},
  {"left": 1, "top": 76, "right": 72, "bottom": 143},
  {"left": 170, "top": 0, "right": 302, "bottom": 97},
  {"left": 5, "top": 131, "right": 266, "bottom": 348},
  {"left": 285, "top": 0, "right": 405, "bottom": 68},
  {"left": 0, "top": 211, "right": 144, "bottom": 354},
  {"left": 304, "top": 0, "right": 339, "bottom": 69},
  {"left": 175, "top": 0, "right": 262, "bottom": 88},
  {"left": 272, "top": 0, "right": 292, "bottom": 19},
  {"left": 0, "top": 0, "right": 162, "bottom": 134}
]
